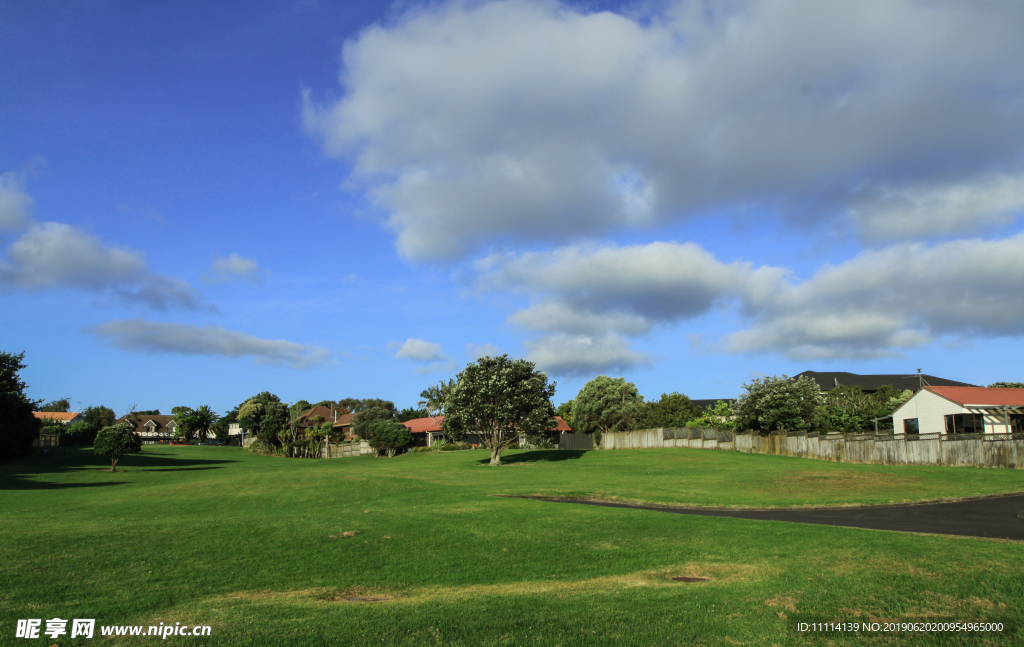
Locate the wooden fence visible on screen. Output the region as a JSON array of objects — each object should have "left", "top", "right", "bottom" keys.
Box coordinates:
[
  {"left": 600, "top": 428, "right": 1024, "bottom": 469},
  {"left": 321, "top": 441, "right": 371, "bottom": 458},
  {"left": 557, "top": 433, "right": 594, "bottom": 450}
]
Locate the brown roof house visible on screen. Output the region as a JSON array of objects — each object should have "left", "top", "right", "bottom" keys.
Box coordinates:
[{"left": 116, "top": 414, "right": 180, "bottom": 444}]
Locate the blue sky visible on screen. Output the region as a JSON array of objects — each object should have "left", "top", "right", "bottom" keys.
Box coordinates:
[{"left": 3, "top": 0, "right": 1024, "bottom": 417}]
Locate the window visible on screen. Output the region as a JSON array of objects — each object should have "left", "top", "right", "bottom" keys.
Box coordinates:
[
  {"left": 903, "top": 418, "right": 919, "bottom": 434},
  {"left": 944, "top": 413, "right": 984, "bottom": 434}
]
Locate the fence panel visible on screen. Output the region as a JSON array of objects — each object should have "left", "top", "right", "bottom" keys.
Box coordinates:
[{"left": 558, "top": 433, "right": 594, "bottom": 450}]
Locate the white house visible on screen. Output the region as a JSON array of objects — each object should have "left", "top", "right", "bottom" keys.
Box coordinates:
[{"left": 892, "top": 386, "right": 1024, "bottom": 435}]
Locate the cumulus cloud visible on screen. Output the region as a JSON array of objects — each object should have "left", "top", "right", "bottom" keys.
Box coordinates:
[
  {"left": 481, "top": 235, "right": 1024, "bottom": 366},
  {"left": 87, "top": 319, "right": 332, "bottom": 368},
  {"left": 524, "top": 333, "right": 649, "bottom": 376},
  {"left": 0, "top": 222, "right": 203, "bottom": 310},
  {"left": 205, "top": 253, "right": 262, "bottom": 283},
  {"left": 0, "top": 172, "right": 34, "bottom": 232},
  {"left": 465, "top": 342, "right": 501, "bottom": 359},
  {"left": 393, "top": 338, "right": 447, "bottom": 362},
  {"left": 306, "top": 0, "right": 1024, "bottom": 259},
  {"left": 851, "top": 173, "right": 1024, "bottom": 240},
  {"left": 727, "top": 233, "right": 1024, "bottom": 359}
]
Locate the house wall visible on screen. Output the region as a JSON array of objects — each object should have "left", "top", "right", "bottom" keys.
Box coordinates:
[{"left": 892, "top": 389, "right": 965, "bottom": 435}]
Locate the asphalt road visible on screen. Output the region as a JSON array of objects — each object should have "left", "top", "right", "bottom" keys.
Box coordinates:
[{"left": 522, "top": 494, "right": 1024, "bottom": 540}]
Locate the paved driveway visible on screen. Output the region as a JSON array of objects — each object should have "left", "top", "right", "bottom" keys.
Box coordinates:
[{"left": 522, "top": 494, "right": 1024, "bottom": 540}]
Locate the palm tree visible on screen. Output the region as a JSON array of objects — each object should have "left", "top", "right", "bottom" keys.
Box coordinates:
[{"left": 184, "top": 405, "right": 218, "bottom": 442}]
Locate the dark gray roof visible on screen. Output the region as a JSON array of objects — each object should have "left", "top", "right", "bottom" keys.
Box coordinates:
[
  {"left": 794, "top": 371, "right": 975, "bottom": 393},
  {"left": 691, "top": 399, "right": 736, "bottom": 410}
]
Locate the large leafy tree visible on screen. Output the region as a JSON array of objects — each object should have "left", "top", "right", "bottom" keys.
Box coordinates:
[
  {"left": 367, "top": 420, "right": 413, "bottom": 457},
  {"left": 82, "top": 405, "right": 115, "bottom": 434},
  {"left": 237, "top": 392, "right": 281, "bottom": 439},
  {"left": 40, "top": 397, "right": 72, "bottom": 412},
  {"left": 93, "top": 421, "right": 142, "bottom": 471},
  {"left": 573, "top": 376, "right": 644, "bottom": 444},
  {"left": 0, "top": 351, "right": 39, "bottom": 461},
  {"left": 636, "top": 392, "right": 699, "bottom": 429},
  {"left": 443, "top": 355, "right": 557, "bottom": 466},
  {"left": 397, "top": 406, "right": 429, "bottom": 422},
  {"left": 555, "top": 400, "right": 575, "bottom": 429},
  {"left": 989, "top": 381, "right": 1024, "bottom": 389},
  {"left": 734, "top": 375, "right": 820, "bottom": 435}
]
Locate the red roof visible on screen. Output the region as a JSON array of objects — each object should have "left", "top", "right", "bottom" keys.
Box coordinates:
[
  {"left": 33, "top": 412, "right": 81, "bottom": 422},
  {"left": 925, "top": 386, "right": 1024, "bottom": 407},
  {"left": 401, "top": 415, "right": 572, "bottom": 434}
]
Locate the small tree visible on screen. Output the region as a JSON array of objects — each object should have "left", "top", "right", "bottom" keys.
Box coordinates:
[
  {"left": 352, "top": 406, "right": 397, "bottom": 456},
  {"left": 443, "top": 355, "right": 556, "bottom": 466},
  {"left": 182, "top": 405, "right": 217, "bottom": 442},
  {"left": 93, "top": 421, "right": 142, "bottom": 471},
  {"left": 573, "top": 376, "right": 644, "bottom": 446},
  {"left": 734, "top": 375, "right": 820, "bottom": 435},
  {"left": 368, "top": 420, "right": 412, "bottom": 457}
]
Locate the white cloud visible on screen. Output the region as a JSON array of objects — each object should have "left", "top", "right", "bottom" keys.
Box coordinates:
[
  {"left": 524, "top": 333, "right": 649, "bottom": 376},
  {"left": 727, "top": 232, "right": 1024, "bottom": 358},
  {"left": 306, "top": 0, "right": 1024, "bottom": 259},
  {"left": 0, "top": 171, "right": 34, "bottom": 232},
  {"left": 393, "top": 338, "right": 447, "bottom": 362},
  {"left": 87, "top": 319, "right": 332, "bottom": 368},
  {"left": 205, "top": 253, "right": 262, "bottom": 283},
  {"left": 851, "top": 173, "right": 1024, "bottom": 240},
  {"left": 465, "top": 342, "right": 501, "bottom": 359},
  {"left": 481, "top": 234, "right": 1024, "bottom": 365},
  {"left": 0, "top": 222, "right": 203, "bottom": 310}
]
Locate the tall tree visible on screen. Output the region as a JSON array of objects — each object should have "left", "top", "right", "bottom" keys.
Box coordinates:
[
  {"left": 0, "top": 351, "right": 39, "bottom": 461},
  {"left": 443, "top": 355, "right": 557, "bottom": 466},
  {"left": 573, "top": 376, "right": 644, "bottom": 444},
  {"left": 82, "top": 405, "right": 115, "bottom": 433},
  {"left": 397, "top": 406, "right": 429, "bottom": 422}
]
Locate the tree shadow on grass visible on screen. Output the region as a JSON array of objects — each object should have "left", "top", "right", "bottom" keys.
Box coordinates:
[
  {"left": 0, "top": 447, "right": 238, "bottom": 490},
  {"left": 481, "top": 450, "right": 590, "bottom": 465}
]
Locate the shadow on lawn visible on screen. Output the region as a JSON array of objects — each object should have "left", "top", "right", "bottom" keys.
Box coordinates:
[
  {"left": 483, "top": 449, "right": 590, "bottom": 465},
  {"left": 0, "top": 447, "right": 238, "bottom": 490}
]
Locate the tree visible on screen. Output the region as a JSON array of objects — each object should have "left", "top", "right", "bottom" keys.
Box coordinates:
[
  {"left": 555, "top": 400, "right": 575, "bottom": 429},
  {"left": 734, "top": 375, "right": 820, "bottom": 435},
  {"left": 636, "top": 392, "right": 699, "bottom": 429},
  {"left": 259, "top": 401, "right": 289, "bottom": 446},
  {"left": 40, "top": 397, "right": 71, "bottom": 412},
  {"left": 182, "top": 405, "right": 217, "bottom": 442},
  {"left": 352, "top": 406, "right": 397, "bottom": 454},
  {"left": 367, "top": 420, "right": 413, "bottom": 457},
  {"left": 290, "top": 400, "right": 313, "bottom": 419},
  {"left": 93, "top": 421, "right": 142, "bottom": 471},
  {"left": 443, "top": 355, "right": 557, "bottom": 466},
  {"left": 397, "top": 406, "right": 429, "bottom": 422},
  {"left": 573, "top": 376, "right": 644, "bottom": 446},
  {"left": 237, "top": 392, "right": 281, "bottom": 436},
  {"left": 0, "top": 351, "right": 39, "bottom": 461},
  {"left": 135, "top": 410, "right": 161, "bottom": 416},
  {"left": 82, "top": 405, "right": 115, "bottom": 435},
  {"left": 989, "top": 382, "right": 1024, "bottom": 389},
  {"left": 685, "top": 400, "right": 737, "bottom": 429}
]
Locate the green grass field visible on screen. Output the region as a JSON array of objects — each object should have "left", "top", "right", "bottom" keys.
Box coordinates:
[{"left": 2, "top": 446, "right": 1023, "bottom": 646}]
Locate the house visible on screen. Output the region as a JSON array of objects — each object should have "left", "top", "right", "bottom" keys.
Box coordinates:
[
  {"left": 794, "top": 371, "right": 975, "bottom": 394},
  {"left": 401, "top": 415, "right": 572, "bottom": 447},
  {"left": 115, "top": 414, "right": 180, "bottom": 444},
  {"left": 891, "top": 386, "right": 1024, "bottom": 435},
  {"left": 33, "top": 411, "right": 84, "bottom": 426},
  {"left": 293, "top": 405, "right": 356, "bottom": 439}
]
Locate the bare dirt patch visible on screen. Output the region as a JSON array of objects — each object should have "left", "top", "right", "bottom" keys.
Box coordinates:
[{"left": 329, "top": 530, "right": 360, "bottom": 538}]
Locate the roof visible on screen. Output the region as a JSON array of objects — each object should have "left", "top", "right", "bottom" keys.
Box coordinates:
[
  {"left": 295, "top": 405, "right": 338, "bottom": 426},
  {"left": 401, "top": 415, "right": 572, "bottom": 434},
  {"left": 691, "top": 399, "right": 735, "bottom": 410},
  {"left": 116, "top": 414, "right": 178, "bottom": 431},
  {"left": 332, "top": 412, "right": 355, "bottom": 428},
  {"left": 33, "top": 411, "right": 81, "bottom": 422},
  {"left": 794, "top": 371, "right": 974, "bottom": 392},
  {"left": 924, "top": 386, "right": 1024, "bottom": 408}
]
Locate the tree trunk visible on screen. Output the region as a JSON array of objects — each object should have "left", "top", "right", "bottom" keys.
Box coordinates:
[
  {"left": 489, "top": 447, "right": 502, "bottom": 466},
  {"left": 110, "top": 458, "right": 118, "bottom": 472}
]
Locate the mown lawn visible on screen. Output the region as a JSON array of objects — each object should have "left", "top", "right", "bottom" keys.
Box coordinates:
[{"left": 2, "top": 445, "right": 1023, "bottom": 646}]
